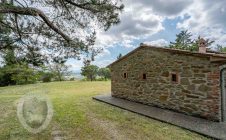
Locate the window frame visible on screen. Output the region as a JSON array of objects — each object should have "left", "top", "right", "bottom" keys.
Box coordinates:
[
  {"left": 123, "top": 72, "right": 128, "bottom": 79},
  {"left": 171, "top": 72, "right": 179, "bottom": 84},
  {"left": 142, "top": 73, "right": 147, "bottom": 80}
]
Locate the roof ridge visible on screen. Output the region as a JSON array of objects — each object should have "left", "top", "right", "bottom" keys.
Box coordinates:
[{"left": 107, "top": 44, "right": 226, "bottom": 67}]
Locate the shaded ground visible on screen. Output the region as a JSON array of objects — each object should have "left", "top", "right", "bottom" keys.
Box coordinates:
[{"left": 0, "top": 81, "right": 209, "bottom": 140}]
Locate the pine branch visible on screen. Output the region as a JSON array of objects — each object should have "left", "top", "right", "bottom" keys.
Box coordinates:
[{"left": 0, "top": 5, "right": 71, "bottom": 42}]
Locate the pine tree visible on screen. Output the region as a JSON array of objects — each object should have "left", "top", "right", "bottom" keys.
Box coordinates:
[
  {"left": 0, "top": 0, "right": 124, "bottom": 59},
  {"left": 169, "top": 30, "right": 194, "bottom": 51}
]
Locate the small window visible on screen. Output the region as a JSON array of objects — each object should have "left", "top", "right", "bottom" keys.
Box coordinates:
[
  {"left": 171, "top": 73, "right": 178, "bottom": 83},
  {"left": 142, "top": 73, "right": 147, "bottom": 80},
  {"left": 123, "top": 73, "right": 128, "bottom": 79}
]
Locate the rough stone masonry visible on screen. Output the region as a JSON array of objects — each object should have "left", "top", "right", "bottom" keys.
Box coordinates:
[{"left": 109, "top": 44, "right": 226, "bottom": 122}]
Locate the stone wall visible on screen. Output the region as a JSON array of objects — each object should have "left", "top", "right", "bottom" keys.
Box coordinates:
[{"left": 110, "top": 47, "right": 222, "bottom": 121}]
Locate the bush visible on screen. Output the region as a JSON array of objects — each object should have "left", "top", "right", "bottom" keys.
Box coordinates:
[
  {"left": 10, "top": 64, "right": 40, "bottom": 85},
  {"left": 41, "top": 73, "right": 53, "bottom": 83},
  {"left": 0, "top": 68, "right": 16, "bottom": 86},
  {"left": 70, "top": 77, "right": 75, "bottom": 81},
  {"left": 0, "top": 64, "right": 39, "bottom": 86},
  {"left": 42, "top": 76, "right": 51, "bottom": 83},
  {"left": 96, "top": 77, "right": 106, "bottom": 81}
]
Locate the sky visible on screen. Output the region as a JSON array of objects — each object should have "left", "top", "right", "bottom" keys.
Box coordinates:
[{"left": 67, "top": 0, "right": 226, "bottom": 73}]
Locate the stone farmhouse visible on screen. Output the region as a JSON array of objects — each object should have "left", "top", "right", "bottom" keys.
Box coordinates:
[{"left": 108, "top": 39, "right": 226, "bottom": 122}]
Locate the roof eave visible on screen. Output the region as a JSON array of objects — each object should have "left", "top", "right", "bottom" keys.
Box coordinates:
[
  {"left": 107, "top": 45, "right": 226, "bottom": 68},
  {"left": 210, "top": 56, "right": 226, "bottom": 63}
]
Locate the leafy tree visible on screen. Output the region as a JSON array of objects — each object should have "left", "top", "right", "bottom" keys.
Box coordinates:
[
  {"left": 10, "top": 63, "right": 40, "bottom": 85},
  {"left": 2, "top": 46, "right": 17, "bottom": 65},
  {"left": 0, "top": 66, "right": 16, "bottom": 86},
  {"left": 0, "top": 46, "right": 17, "bottom": 86},
  {"left": 98, "top": 67, "right": 110, "bottom": 80},
  {"left": 169, "top": 30, "right": 195, "bottom": 51},
  {"left": 0, "top": 63, "right": 40, "bottom": 86},
  {"left": 0, "top": 0, "right": 124, "bottom": 60},
  {"left": 81, "top": 65, "right": 99, "bottom": 81},
  {"left": 0, "top": 44, "right": 42, "bottom": 86},
  {"left": 216, "top": 44, "right": 226, "bottom": 52},
  {"left": 49, "top": 60, "right": 71, "bottom": 81},
  {"left": 41, "top": 72, "right": 54, "bottom": 83},
  {"left": 0, "top": 13, "right": 45, "bottom": 86},
  {"left": 117, "top": 53, "right": 123, "bottom": 59}
]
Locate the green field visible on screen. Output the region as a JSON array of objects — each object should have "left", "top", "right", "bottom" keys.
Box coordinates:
[{"left": 0, "top": 81, "right": 208, "bottom": 140}]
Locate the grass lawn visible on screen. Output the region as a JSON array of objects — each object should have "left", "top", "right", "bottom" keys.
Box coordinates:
[{"left": 0, "top": 81, "right": 209, "bottom": 140}]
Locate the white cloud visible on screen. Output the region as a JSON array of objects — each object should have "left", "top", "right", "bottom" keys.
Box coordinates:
[
  {"left": 144, "top": 39, "right": 169, "bottom": 47},
  {"left": 93, "top": 59, "right": 114, "bottom": 68},
  {"left": 94, "top": 0, "right": 196, "bottom": 50},
  {"left": 94, "top": 0, "right": 167, "bottom": 49},
  {"left": 177, "top": 0, "right": 226, "bottom": 47},
  {"left": 96, "top": 48, "right": 111, "bottom": 58},
  {"left": 126, "top": 0, "right": 193, "bottom": 17},
  {"left": 107, "top": 7, "right": 164, "bottom": 38}
]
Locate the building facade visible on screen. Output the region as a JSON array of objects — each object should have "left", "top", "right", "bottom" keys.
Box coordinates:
[{"left": 109, "top": 43, "right": 226, "bottom": 122}]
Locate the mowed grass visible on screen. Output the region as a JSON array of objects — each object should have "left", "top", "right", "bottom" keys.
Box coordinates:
[{"left": 0, "top": 81, "right": 209, "bottom": 140}]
